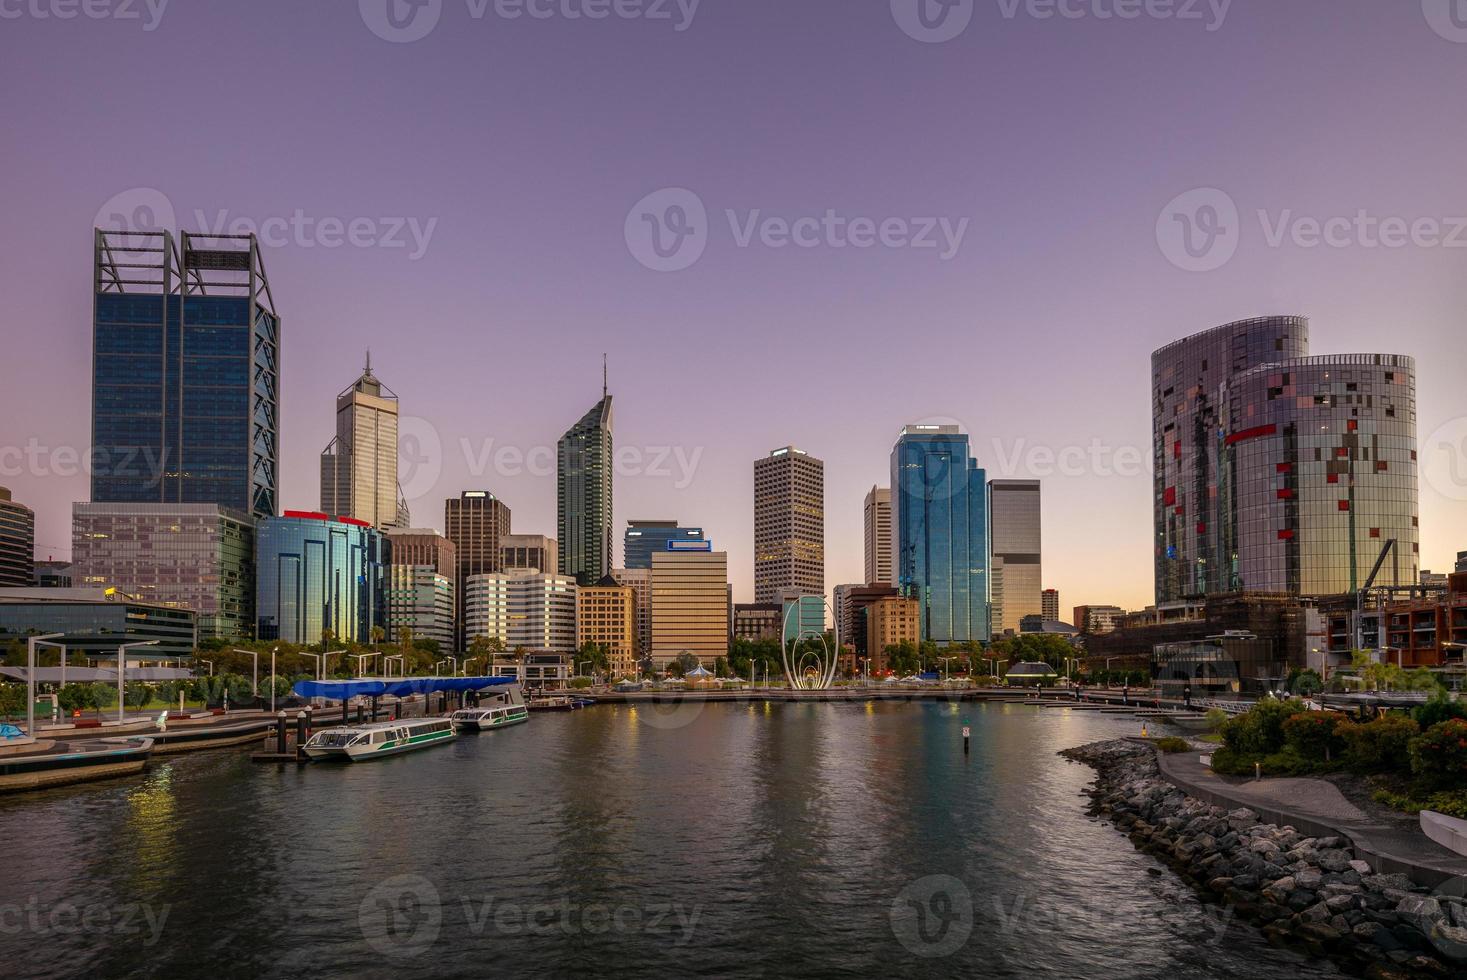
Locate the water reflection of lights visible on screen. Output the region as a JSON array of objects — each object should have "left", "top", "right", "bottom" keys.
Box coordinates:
[{"left": 126, "top": 765, "right": 180, "bottom": 878}]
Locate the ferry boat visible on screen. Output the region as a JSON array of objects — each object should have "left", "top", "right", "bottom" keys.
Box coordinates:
[
  {"left": 451, "top": 686, "right": 530, "bottom": 731},
  {"left": 302, "top": 717, "right": 456, "bottom": 762},
  {"left": 527, "top": 694, "right": 596, "bottom": 711}
]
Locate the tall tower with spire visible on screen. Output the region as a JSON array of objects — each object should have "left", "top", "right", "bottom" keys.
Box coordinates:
[
  {"left": 557, "top": 357, "right": 614, "bottom": 584},
  {"left": 320, "top": 352, "right": 410, "bottom": 529}
]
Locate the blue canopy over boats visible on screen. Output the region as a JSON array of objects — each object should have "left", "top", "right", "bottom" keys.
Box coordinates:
[{"left": 291, "top": 677, "right": 518, "bottom": 699}]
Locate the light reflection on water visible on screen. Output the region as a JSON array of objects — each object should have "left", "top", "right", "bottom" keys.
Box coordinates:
[{"left": 0, "top": 702, "right": 1339, "bottom": 979}]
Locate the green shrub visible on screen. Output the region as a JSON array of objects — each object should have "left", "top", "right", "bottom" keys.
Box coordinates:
[
  {"left": 1282, "top": 711, "right": 1352, "bottom": 762},
  {"left": 1410, "top": 719, "right": 1467, "bottom": 791},
  {"left": 1220, "top": 698, "right": 1305, "bottom": 757},
  {"left": 1203, "top": 707, "right": 1229, "bottom": 732},
  {"left": 1151, "top": 736, "right": 1190, "bottom": 753},
  {"left": 1414, "top": 690, "right": 1467, "bottom": 729},
  {"left": 569, "top": 677, "right": 593, "bottom": 689},
  {"left": 1341, "top": 714, "right": 1419, "bottom": 772}
]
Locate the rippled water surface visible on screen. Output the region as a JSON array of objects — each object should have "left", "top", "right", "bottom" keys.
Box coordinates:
[{"left": 0, "top": 701, "right": 1341, "bottom": 978}]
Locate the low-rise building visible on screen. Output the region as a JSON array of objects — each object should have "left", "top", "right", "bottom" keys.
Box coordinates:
[
  {"left": 1073, "top": 604, "right": 1126, "bottom": 635},
  {"left": 866, "top": 595, "right": 919, "bottom": 674},
  {"left": 733, "top": 602, "right": 781, "bottom": 642},
  {"left": 464, "top": 569, "right": 577, "bottom": 654},
  {"left": 0, "top": 587, "right": 197, "bottom": 662},
  {"left": 577, "top": 575, "right": 637, "bottom": 678}
]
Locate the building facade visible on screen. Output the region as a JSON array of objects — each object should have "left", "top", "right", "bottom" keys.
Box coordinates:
[
  {"left": 501, "top": 534, "right": 557, "bottom": 573},
  {"left": 754, "top": 447, "right": 824, "bottom": 603},
  {"left": 1073, "top": 604, "right": 1126, "bottom": 635},
  {"left": 624, "top": 520, "right": 704, "bottom": 570},
  {"left": 445, "top": 491, "right": 511, "bottom": 651},
  {"left": 989, "top": 480, "right": 1041, "bottom": 635},
  {"left": 255, "top": 511, "right": 386, "bottom": 646},
  {"left": 320, "top": 355, "right": 408, "bottom": 529},
  {"left": 650, "top": 549, "right": 729, "bottom": 667},
  {"left": 72, "top": 502, "right": 255, "bottom": 641},
  {"left": 384, "top": 528, "right": 456, "bottom": 578},
  {"left": 612, "top": 567, "right": 653, "bottom": 662},
  {"left": 0, "top": 488, "right": 34, "bottom": 589},
  {"left": 0, "top": 588, "right": 197, "bottom": 661},
  {"left": 866, "top": 595, "right": 920, "bottom": 674},
  {"left": 576, "top": 576, "right": 637, "bottom": 678},
  {"left": 890, "top": 425, "right": 990, "bottom": 644},
  {"left": 733, "top": 602, "right": 781, "bottom": 642},
  {"left": 1152, "top": 316, "right": 1418, "bottom": 602},
  {"left": 558, "top": 387, "right": 613, "bottom": 585},
  {"left": 864, "top": 486, "right": 892, "bottom": 586},
  {"left": 775, "top": 588, "right": 826, "bottom": 649},
  {"left": 33, "top": 561, "right": 73, "bottom": 589},
  {"left": 464, "top": 569, "right": 577, "bottom": 653},
  {"left": 1041, "top": 589, "right": 1060, "bottom": 622},
  {"left": 91, "top": 230, "right": 279, "bottom": 518},
  {"left": 386, "top": 565, "right": 454, "bottom": 652},
  {"left": 834, "top": 583, "right": 898, "bottom": 661}
]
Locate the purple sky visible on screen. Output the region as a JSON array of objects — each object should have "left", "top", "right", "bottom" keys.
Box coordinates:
[{"left": 1, "top": 0, "right": 1465, "bottom": 610}]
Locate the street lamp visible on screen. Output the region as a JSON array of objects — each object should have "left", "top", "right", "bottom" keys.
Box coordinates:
[
  {"left": 25, "top": 633, "right": 64, "bottom": 737},
  {"left": 299, "top": 652, "right": 324, "bottom": 681},
  {"left": 270, "top": 647, "right": 279, "bottom": 712},
  {"left": 353, "top": 652, "right": 382, "bottom": 676},
  {"left": 197, "top": 659, "right": 214, "bottom": 677},
  {"left": 232, "top": 649, "right": 259, "bottom": 701},
  {"left": 939, "top": 656, "right": 957, "bottom": 683},
  {"left": 117, "top": 641, "right": 159, "bottom": 725},
  {"left": 384, "top": 654, "right": 404, "bottom": 677}
]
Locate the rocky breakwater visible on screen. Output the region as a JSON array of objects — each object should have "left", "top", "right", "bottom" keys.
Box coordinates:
[{"left": 1063, "top": 739, "right": 1467, "bottom": 979}]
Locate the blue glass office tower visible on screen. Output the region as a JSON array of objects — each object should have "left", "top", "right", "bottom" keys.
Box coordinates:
[
  {"left": 255, "top": 511, "right": 386, "bottom": 645},
  {"left": 91, "top": 230, "right": 280, "bottom": 519},
  {"left": 890, "top": 425, "right": 990, "bottom": 644},
  {"left": 623, "top": 520, "right": 705, "bottom": 570}
]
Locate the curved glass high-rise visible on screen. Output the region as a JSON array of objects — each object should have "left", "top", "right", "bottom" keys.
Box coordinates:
[
  {"left": 1152, "top": 316, "right": 1417, "bottom": 601},
  {"left": 255, "top": 511, "right": 385, "bottom": 645}
]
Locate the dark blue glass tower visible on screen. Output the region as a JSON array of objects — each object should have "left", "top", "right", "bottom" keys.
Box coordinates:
[
  {"left": 623, "top": 520, "right": 704, "bottom": 570},
  {"left": 890, "top": 425, "right": 990, "bottom": 644},
  {"left": 91, "top": 230, "right": 280, "bottom": 519}
]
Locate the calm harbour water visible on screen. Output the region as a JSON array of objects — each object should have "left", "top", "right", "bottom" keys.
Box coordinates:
[{"left": 0, "top": 701, "right": 1340, "bottom": 979}]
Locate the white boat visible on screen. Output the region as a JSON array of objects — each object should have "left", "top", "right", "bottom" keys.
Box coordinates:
[
  {"left": 452, "top": 686, "right": 530, "bottom": 731},
  {"left": 302, "top": 717, "right": 456, "bottom": 762}
]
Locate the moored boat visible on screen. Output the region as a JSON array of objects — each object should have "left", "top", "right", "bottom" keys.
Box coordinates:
[
  {"left": 303, "top": 717, "right": 455, "bottom": 762},
  {"left": 452, "top": 685, "right": 529, "bottom": 731},
  {"left": 0, "top": 736, "right": 155, "bottom": 793}
]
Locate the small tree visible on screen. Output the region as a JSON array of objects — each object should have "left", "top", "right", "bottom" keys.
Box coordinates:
[
  {"left": 124, "top": 682, "right": 153, "bottom": 710},
  {"left": 0, "top": 683, "right": 24, "bottom": 723}
]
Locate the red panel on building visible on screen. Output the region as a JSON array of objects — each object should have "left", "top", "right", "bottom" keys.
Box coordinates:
[
  {"left": 1276, "top": 462, "right": 1291, "bottom": 473},
  {"left": 283, "top": 510, "right": 330, "bottom": 521},
  {"left": 1163, "top": 486, "right": 1176, "bottom": 506},
  {"left": 1278, "top": 529, "right": 1295, "bottom": 540},
  {"left": 1338, "top": 500, "right": 1350, "bottom": 511},
  {"left": 1277, "top": 489, "right": 1294, "bottom": 499},
  {"left": 336, "top": 516, "right": 373, "bottom": 528},
  {"left": 1225, "top": 424, "right": 1278, "bottom": 446}
]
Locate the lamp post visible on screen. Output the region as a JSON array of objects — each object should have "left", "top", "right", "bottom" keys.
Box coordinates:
[
  {"left": 353, "top": 652, "right": 382, "bottom": 677},
  {"left": 385, "top": 654, "right": 404, "bottom": 677},
  {"left": 197, "top": 659, "right": 214, "bottom": 677},
  {"left": 232, "top": 649, "right": 259, "bottom": 702},
  {"left": 271, "top": 647, "right": 278, "bottom": 712},
  {"left": 299, "top": 652, "right": 323, "bottom": 681},
  {"left": 25, "top": 633, "right": 64, "bottom": 737},
  {"left": 117, "top": 641, "right": 159, "bottom": 725}
]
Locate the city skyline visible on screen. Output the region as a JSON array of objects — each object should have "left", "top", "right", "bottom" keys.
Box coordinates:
[{"left": 3, "top": 1, "right": 1465, "bottom": 614}]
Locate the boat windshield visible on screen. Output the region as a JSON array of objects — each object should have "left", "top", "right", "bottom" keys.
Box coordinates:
[{"left": 309, "top": 731, "right": 359, "bottom": 747}]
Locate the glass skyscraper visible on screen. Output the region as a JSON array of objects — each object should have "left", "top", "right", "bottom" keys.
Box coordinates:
[
  {"left": 91, "top": 230, "right": 280, "bottom": 519},
  {"left": 624, "top": 520, "right": 704, "bottom": 570},
  {"left": 1153, "top": 317, "right": 1418, "bottom": 602},
  {"left": 557, "top": 382, "right": 613, "bottom": 585},
  {"left": 255, "top": 512, "right": 385, "bottom": 645},
  {"left": 889, "top": 425, "right": 990, "bottom": 645}
]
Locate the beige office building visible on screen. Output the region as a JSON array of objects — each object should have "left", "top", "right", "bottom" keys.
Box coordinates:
[
  {"left": 613, "top": 567, "right": 652, "bottom": 666},
  {"left": 989, "top": 480, "right": 1042, "bottom": 635},
  {"left": 320, "top": 356, "right": 409, "bottom": 529},
  {"left": 577, "top": 577, "right": 637, "bottom": 678},
  {"left": 501, "top": 533, "right": 557, "bottom": 573},
  {"left": 753, "top": 446, "right": 824, "bottom": 603},
  {"left": 866, "top": 595, "right": 920, "bottom": 674},
  {"left": 863, "top": 486, "right": 891, "bottom": 586},
  {"left": 650, "top": 550, "right": 729, "bottom": 668}
]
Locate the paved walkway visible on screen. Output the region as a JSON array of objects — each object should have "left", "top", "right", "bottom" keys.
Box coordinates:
[{"left": 1153, "top": 745, "right": 1467, "bottom": 888}]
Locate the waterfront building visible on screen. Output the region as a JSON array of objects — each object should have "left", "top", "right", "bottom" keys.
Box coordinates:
[
  {"left": 72, "top": 502, "right": 255, "bottom": 641},
  {"left": 890, "top": 425, "right": 990, "bottom": 644},
  {"left": 501, "top": 534, "right": 557, "bottom": 574},
  {"left": 865, "top": 595, "right": 920, "bottom": 674},
  {"left": 1153, "top": 316, "right": 1418, "bottom": 602},
  {"left": 489, "top": 651, "right": 571, "bottom": 689},
  {"left": 0, "top": 488, "right": 34, "bottom": 588},
  {"left": 753, "top": 447, "right": 824, "bottom": 603},
  {"left": 733, "top": 602, "right": 781, "bottom": 642},
  {"left": 612, "top": 567, "right": 653, "bottom": 663},
  {"left": 255, "top": 511, "right": 386, "bottom": 646},
  {"left": 33, "top": 560, "right": 73, "bottom": 589},
  {"left": 576, "top": 575, "right": 637, "bottom": 678},
  {"left": 650, "top": 549, "right": 729, "bottom": 667},
  {"left": 557, "top": 377, "right": 613, "bottom": 585},
  {"left": 989, "top": 480, "right": 1041, "bottom": 635},
  {"left": 445, "top": 491, "right": 511, "bottom": 651},
  {"left": 91, "top": 230, "right": 279, "bottom": 518},
  {"left": 1041, "top": 589, "right": 1060, "bottom": 622},
  {"left": 863, "top": 487, "right": 892, "bottom": 585},
  {"left": 1073, "top": 604, "right": 1126, "bottom": 635},
  {"left": 464, "top": 569, "right": 577, "bottom": 654},
  {"left": 386, "top": 565, "right": 454, "bottom": 652},
  {"left": 624, "top": 520, "right": 704, "bottom": 570},
  {"left": 320, "top": 355, "right": 409, "bottom": 529},
  {"left": 0, "top": 588, "right": 196, "bottom": 661},
  {"left": 834, "top": 583, "right": 898, "bottom": 660},
  {"left": 1320, "top": 571, "right": 1467, "bottom": 670}
]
